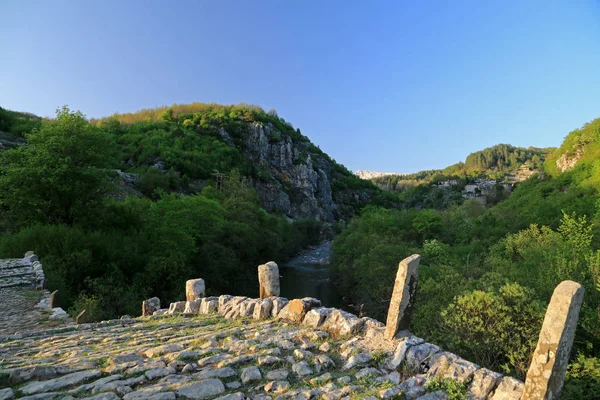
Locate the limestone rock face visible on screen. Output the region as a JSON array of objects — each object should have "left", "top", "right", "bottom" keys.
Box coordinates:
[
  {"left": 142, "top": 297, "right": 161, "bottom": 317},
  {"left": 556, "top": 146, "right": 584, "bottom": 172},
  {"left": 185, "top": 279, "right": 206, "bottom": 301},
  {"left": 238, "top": 121, "right": 378, "bottom": 221},
  {"left": 258, "top": 262, "right": 280, "bottom": 299}
]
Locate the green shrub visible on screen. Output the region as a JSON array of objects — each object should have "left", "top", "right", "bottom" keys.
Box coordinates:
[{"left": 440, "top": 283, "right": 544, "bottom": 378}]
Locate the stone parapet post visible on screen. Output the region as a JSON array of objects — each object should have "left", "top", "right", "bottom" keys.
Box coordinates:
[
  {"left": 258, "top": 261, "right": 280, "bottom": 299},
  {"left": 522, "top": 280, "right": 584, "bottom": 400},
  {"left": 186, "top": 279, "right": 206, "bottom": 301},
  {"left": 385, "top": 254, "right": 420, "bottom": 340}
]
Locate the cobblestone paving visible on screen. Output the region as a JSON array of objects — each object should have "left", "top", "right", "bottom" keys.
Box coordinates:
[
  {"left": 0, "top": 258, "right": 72, "bottom": 337},
  {"left": 0, "top": 311, "right": 522, "bottom": 400}
]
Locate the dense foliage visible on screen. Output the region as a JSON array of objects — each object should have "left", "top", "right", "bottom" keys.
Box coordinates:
[
  {"left": 0, "top": 106, "right": 327, "bottom": 321},
  {"left": 0, "top": 106, "right": 42, "bottom": 137},
  {"left": 330, "top": 118, "right": 600, "bottom": 397},
  {"left": 92, "top": 103, "right": 387, "bottom": 218}
]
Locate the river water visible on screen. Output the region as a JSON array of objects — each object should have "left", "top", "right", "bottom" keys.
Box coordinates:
[{"left": 280, "top": 241, "right": 343, "bottom": 308}]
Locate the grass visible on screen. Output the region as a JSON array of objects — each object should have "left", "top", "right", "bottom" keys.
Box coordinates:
[
  {"left": 20, "top": 290, "right": 43, "bottom": 300},
  {"left": 371, "top": 350, "right": 390, "bottom": 368},
  {"left": 425, "top": 377, "right": 469, "bottom": 400},
  {"left": 96, "top": 356, "right": 110, "bottom": 369}
]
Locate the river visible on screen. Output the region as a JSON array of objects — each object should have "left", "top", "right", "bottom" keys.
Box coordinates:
[{"left": 280, "top": 241, "right": 343, "bottom": 308}]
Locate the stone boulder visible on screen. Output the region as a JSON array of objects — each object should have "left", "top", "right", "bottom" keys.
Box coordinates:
[
  {"left": 278, "top": 298, "right": 321, "bottom": 323},
  {"left": 168, "top": 301, "right": 186, "bottom": 314},
  {"left": 253, "top": 298, "right": 274, "bottom": 320},
  {"left": 200, "top": 297, "right": 219, "bottom": 314},
  {"left": 303, "top": 307, "right": 334, "bottom": 328},
  {"left": 320, "top": 309, "right": 364, "bottom": 336},
  {"left": 184, "top": 299, "right": 202, "bottom": 314}
]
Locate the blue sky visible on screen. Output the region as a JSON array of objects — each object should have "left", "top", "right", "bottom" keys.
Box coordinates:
[{"left": 1, "top": 1, "right": 599, "bottom": 173}]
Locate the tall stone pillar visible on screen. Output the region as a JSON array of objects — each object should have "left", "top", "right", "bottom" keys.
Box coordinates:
[
  {"left": 186, "top": 279, "right": 206, "bottom": 301},
  {"left": 522, "top": 280, "right": 584, "bottom": 400},
  {"left": 385, "top": 254, "right": 420, "bottom": 340},
  {"left": 258, "top": 261, "right": 280, "bottom": 299}
]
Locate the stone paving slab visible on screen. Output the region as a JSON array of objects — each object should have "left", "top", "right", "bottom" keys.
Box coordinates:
[
  {"left": 0, "top": 257, "right": 72, "bottom": 338},
  {"left": 0, "top": 311, "right": 522, "bottom": 400}
]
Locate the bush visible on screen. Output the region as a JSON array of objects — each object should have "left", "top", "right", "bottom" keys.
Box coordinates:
[{"left": 440, "top": 283, "right": 544, "bottom": 378}]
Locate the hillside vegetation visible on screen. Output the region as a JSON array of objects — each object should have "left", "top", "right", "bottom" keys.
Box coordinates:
[
  {"left": 0, "top": 104, "right": 394, "bottom": 323},
  {"left": 331, "top": 119, "right": 600, "bottom": 397},
  {"left": 374, "top": 144, "right": 553, "bottom": 188}
]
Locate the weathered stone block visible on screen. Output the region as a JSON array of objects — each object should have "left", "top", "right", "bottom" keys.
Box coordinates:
[
  {"left": 426, "top": 351, "right": 458, "bottom": 378},
  {"left": 142, "top": 297, "right": 161, "bottom": 317},
  {"left": 405, "top": 342, "right": 440, "bottom": 373},
  {"left": 386, "top": 336, "right": 424, "bottom": 370},
  {"left": 468, "top": 368, "right": 502, "bottom": 400},
  {"left": 385, "top": 254, "right": 420, "bottom": 340},
  {"left": 168, "top": 301, "right": 186, "bottom": 314},
  {"left": 303, "top": 307, "right": 333, "bottom": 328},
  {"left": 490, "top": 376, "right": 524, "bottom": 400},
  {"left": 185, "top": 279, "right": 206, "bottom": 301},
  {"left": 277, "top": 297, "right": 321, "bottom": 323},
  {"left": 522, "top": 280, "right": 585, "bottom": 400},
  {"left": 258, "top": 261, "right": 280, "bottom": 299},
  {"left": 239, "top": 299, "right": 259, "bottom": 317},
  {"left": 49, "top": 290, "right": 60, "bottom": 308},
  {"left": 443, "top": 357, "right": 479, "bottom": 382},
  {"left": 271, "top": 297, "right": 289, "bottom": 317},
  {"left": 253, "top": 298, "right": 273, "bottom": 320},
  {"left": 218, "top": 295, "right": 233, "bottom": 312},
  {"left": 184, "top": 299, "right": 201, "bottom": 314},
  {"left": 200, "top": 297, "right": 219, "bottom": 314},
  {"left": 320, "top": 309, "right": 364, "bottom": 336},
  {"left": 219, "top": 296, "right": 246, "bottom": 316}
]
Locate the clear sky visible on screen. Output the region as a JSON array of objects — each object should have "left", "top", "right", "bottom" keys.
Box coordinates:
[{"left": 1, "top": 1, "right": 599, "bottom": 173}]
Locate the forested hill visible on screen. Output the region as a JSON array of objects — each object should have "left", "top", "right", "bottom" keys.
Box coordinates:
[
  {"left": 330, "top": 117, "right": 600, "bottom": 397},
  {"left": 92, "top": 103, "right": 389, "bottom": 221},
  {"left": 372, "top": 144, "right": 554, "bottom": 191},
  {"left": 1, "top": 103, "right": 391, "bottom": 222},
  {"left": 0, "top": 104, "right": 396, "bottom": 322}
]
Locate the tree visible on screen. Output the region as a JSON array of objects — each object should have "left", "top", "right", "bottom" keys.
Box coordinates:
[{"left": 0, "top": 106, "right": 117, "bottom": 226}]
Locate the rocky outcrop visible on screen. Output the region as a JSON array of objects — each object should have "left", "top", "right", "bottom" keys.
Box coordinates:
[
  {"left": 354, "top": 170, "right": 402, "bottom": 180},
  {"left": 241, "top": 122, "right": 337, "bottom": 221},
  {"left": 556, "top": 146, "right": 584, "bottom": 172}
]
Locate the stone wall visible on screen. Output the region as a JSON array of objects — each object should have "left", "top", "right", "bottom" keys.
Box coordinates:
[
  {"left": 0, "top": 252, "right": 73, "bottom": 336},
  {"left": 149, "top": 257, "right": 583, "bottom": 400}
]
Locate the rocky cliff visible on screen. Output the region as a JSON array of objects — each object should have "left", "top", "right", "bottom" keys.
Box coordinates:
[
  {"left": 240, "top": 122, "right": 335, "bottom": 221},
  {"left": 90, "top": 104, "right": 381, "bottom": 222}
]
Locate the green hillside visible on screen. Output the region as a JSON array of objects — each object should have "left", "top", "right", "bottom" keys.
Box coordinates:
[
  {"left": 373, "top": 144, "right": 554, "bottom": 190},
  {"left": 0, "top": 104, "right": 395, "bottom": 323},
  {"left": 331, "top": 120, "right": 600, "bottom": 397}
]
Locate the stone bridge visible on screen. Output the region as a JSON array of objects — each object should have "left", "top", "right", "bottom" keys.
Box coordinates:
[
  {"left": 0, "top": 254, "right": 583, "bottom": 400},
  {"left": 0, "top": 253, "right": 72, "bottom": 338}
]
